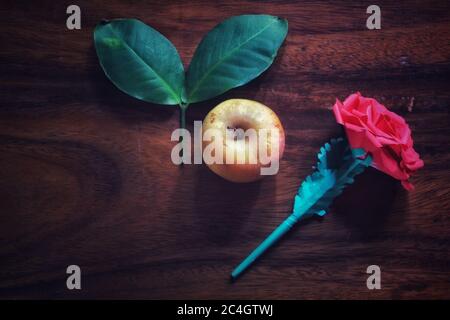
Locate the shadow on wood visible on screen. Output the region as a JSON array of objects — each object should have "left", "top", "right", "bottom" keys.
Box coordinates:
[{"left": 333, "top": 167, "right": 402, "bottom": 239}]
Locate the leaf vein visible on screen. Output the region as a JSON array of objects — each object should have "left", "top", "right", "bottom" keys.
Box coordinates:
[{"left": 187, "top": 18, "right": 278, "bottom": 101}]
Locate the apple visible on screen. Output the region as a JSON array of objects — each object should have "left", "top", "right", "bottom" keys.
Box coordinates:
[{"left": 202, "top": 99, "right": 285, "bottom": 183}]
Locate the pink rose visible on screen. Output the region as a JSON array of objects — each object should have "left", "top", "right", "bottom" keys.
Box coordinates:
[{"left": 333, "top": 92, "right": 424, "bottom": 190}]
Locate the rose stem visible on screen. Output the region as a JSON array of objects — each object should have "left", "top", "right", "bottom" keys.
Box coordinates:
[{"left": 231, "top": 214, "right": 298, "bottom": 279}]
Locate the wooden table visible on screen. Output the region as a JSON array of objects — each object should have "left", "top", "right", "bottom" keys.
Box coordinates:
[{"left": 1, "top": 0, "right": 449, "bottom": 299}]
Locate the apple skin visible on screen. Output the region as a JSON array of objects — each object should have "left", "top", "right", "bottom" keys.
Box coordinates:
[{"left": 202, "top": 99, "right": 285, "bottom": 183}]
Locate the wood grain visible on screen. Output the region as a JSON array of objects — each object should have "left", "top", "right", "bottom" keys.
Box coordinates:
[{"left": 0, "top": 0, "right": 449, "bottom": 299}]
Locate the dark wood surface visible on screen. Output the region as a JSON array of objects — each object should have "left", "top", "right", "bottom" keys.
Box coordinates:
[{"left": 1, "top": 0, "right": 449, "bottom": 299}]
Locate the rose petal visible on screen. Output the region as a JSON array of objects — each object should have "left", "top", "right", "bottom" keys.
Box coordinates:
[
  {"left": 372, "top": 147, "right": 409, "bottom": 181},
  {"left": 334, "top": 93, "right": 423, "bottom": 191},
  {"left": 372, "top": 99, "right": 388, "bottom": 113},
  {"left": 333, "top": 99, "right": 344, "bottom": 124},
  {"left": 405, "top": 158, "right": 424, "bottom": 171},
  {"left": 401, "top": 179, "right": 415, "bottom": 191},
  {"left": 345, "top": 126, "right": 380, "bottom": 152},
  {"left": 343, "top": 92, "right": 361, "bottom": 110}
]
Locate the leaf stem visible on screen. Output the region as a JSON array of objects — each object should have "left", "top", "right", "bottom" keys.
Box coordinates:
[
  {"left": 179, "top": 103, "right": 189, "bottom": 164},
  {"left": 179, "top": 103, "right": 188, "bottom": 130}
]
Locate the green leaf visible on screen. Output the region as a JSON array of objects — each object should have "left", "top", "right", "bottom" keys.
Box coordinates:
[
  {"left": 230, "top": 137, "right": 371, "bottom": 279},
  {"left": 94, "top": 19, "right": 184, "bottom": 105},
  {"left": 185, "top": 14, "right": 288, "bottom": 103},
  {"left": 292, "top": 138, "right": 372, "bottom": 220}
]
